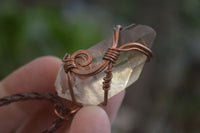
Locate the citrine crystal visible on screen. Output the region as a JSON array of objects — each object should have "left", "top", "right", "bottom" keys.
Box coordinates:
[{"left": 55, "top": 24, "right": 156, "bottom": 106}]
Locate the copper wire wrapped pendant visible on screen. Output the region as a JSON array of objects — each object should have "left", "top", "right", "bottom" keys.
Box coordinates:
[{"left": 55, "top": 24, "right": 156, "bottom": 106}]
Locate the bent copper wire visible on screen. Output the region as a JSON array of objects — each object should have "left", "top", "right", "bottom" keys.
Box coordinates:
[
  {"left": 0, "top": 25, "right": 153, "bottom": 132},
  {"left": 62, "top": 25, "right": 153, "bottom": 106}
]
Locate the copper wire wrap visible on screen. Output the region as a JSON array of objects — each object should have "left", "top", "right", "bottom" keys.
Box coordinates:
[
  {"left": 0, "top": 25, "right": 153, "bottom": 133},
  {"left": 63, "top": 25, "right": 153, "bottom": 106}
]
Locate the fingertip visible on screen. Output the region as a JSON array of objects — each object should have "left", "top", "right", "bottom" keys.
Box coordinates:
[
  {"left": 1, "top": 56, "right": 62, "bottom": 94},
  {"left": 69, "top": 106, "right": 111, "bottom": 133}
]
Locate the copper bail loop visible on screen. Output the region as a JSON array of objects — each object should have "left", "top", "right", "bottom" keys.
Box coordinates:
[{"left": 54, "top": 105, "right": 81, "bottom": 120}]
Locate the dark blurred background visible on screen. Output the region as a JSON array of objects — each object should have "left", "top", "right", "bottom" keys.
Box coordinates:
[{"left": 0, "top": 0, "right": 200, "bottom": 133}]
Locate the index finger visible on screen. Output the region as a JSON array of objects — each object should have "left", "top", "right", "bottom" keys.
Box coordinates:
[{"left": 0, "top": 56, "right": 62, "bottom": 132}]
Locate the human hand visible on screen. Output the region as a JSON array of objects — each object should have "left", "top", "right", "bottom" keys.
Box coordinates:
[{"left": 0, "top": 56, "right": 125, "bottom": 133}]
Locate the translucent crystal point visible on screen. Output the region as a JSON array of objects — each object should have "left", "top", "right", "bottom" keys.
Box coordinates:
[{"left": 55, "top": 24, "right": 156, "bottom": 106}]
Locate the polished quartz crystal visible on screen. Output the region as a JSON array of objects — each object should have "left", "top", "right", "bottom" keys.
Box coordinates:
[{"left": 55, "top": 24, "right": 156, "bottom": 106}]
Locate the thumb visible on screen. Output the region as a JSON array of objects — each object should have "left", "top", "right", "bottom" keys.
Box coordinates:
[{"left": 69, "top": 106, "right": 111, "bottom": 133}]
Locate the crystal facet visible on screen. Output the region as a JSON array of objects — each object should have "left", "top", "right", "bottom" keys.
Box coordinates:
[{"left": 55, "top": 24, "right": 156, "bottom": 106}]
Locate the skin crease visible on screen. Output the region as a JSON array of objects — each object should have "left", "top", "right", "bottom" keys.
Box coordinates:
[{"left": 0, "top": 56, "right": 125, "bottom": 133}]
